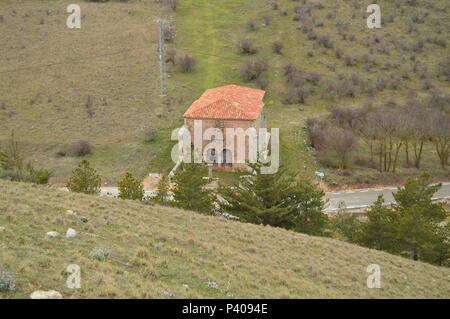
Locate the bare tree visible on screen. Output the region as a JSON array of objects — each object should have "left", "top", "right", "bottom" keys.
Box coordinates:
[
  {"left": 307, "top": 119, "right": 357, "bottom": 169},
  {"left": 241, "top": 60, "right": 268, "bottom": 81},
  {"left": 404, "top": 101, "right": 430, "bottom": 169},
  {"left": 353, "top": 105, "right": 377, "bottom": 167},
  {"left": 429, "top": 111, "right": 450, "bottom": 168},
  {"left": 328, "top": 127, "right": 358, "bottom": 169},
  {"left": 365, "top": 107, "right": 404, "bottom": 172}
]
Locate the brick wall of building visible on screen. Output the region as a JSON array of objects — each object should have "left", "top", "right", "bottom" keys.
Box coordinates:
[{"left": 184, "top": 115, "right": 263, "bottom": 169}]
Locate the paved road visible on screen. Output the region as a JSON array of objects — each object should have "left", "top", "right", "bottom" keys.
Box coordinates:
[
  {"left": 63, "top": 183, "right": 450, "bottom": 213},
  {"left": 100, "top": 188, "right": 156, "bottom": 198},
  {"left": 324, "top": 183, "right": 450, "bottom": 212}
]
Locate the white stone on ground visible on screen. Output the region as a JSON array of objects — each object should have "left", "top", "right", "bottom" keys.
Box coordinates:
[
  {"left": 30, "top": 290, "right": 63, "bottom": 299},
  {"left": 66, "top": 228, "right": 77, "bottom": 238},
  {"left": 0, "top": 226, "right": 5, "bottom": 232},
  {"left": 161, "top": 289, "right": 174, "bottom": 297},
  {"left": 65, "top": 210, "right": 75, "bottom": 216},
  {"left": 207, "top": 281, "right": 219, "bottom": 289},
  {"left": 46, "top": 231, "right": 59, "bottom": 238}
]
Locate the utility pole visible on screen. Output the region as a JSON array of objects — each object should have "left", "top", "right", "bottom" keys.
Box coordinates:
[{"left": 156, "top": 19, "right": 167, "bottom": 96}]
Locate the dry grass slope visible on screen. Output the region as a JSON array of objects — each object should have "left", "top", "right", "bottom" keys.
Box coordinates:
[
  {"left": 0, "top": 0, "right": 176, "bottom": 183},
  {"left": 0, "top": 179, "right": 449, "bottom": 298},
  {"left": 1, "top": 0, "right": 448, "bottom": 186}
]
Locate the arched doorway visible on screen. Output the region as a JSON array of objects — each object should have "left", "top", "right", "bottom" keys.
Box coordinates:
[
  {"left": 222, "top": 149, "right": 233, "bottom": 166},
  {"left": 206, "top": 148, "right": 217, "bottom": 164}
]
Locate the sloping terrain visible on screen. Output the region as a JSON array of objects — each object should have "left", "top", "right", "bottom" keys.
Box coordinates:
[
  {"left": 0, "top": 0, "right": 173, "bottom": 183},
  {"left": 0, "top": 179, "right": 449, "bottom": 298},
  {"left": 171, "top": 0, "right": 450, "bottom": 185},
  {"left": 1, "top": 0, "right": 448, "bottom": 186}
]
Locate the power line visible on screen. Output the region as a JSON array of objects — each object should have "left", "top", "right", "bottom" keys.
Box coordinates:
[{"left": 156, "top": 18, "right": 167, "bottom": 95}]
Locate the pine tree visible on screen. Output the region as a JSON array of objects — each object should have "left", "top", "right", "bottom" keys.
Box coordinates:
[
  {"left": 152, "top": 174, "right": 170, "bottom": 205},
  {"left": 217, "top": 164, "right": 293, "bottom": 227},
  {"left": 422, "top": 224, "right": 450, "bottom": 266},
  {"left": 358, "top": 196, "right": 398, "bottom": 252},
  {"left": 171, "top": 163, "right": 214, "bottom": 214},
  {"left": 392, "top": 174, "right": 447, "bottom": 261},
  {"left": 118, "top": 172, "right": 144, "bottom": 201},
  {"left": 67, "top": 160, "right": 101, "bottom": 195},
  {"left": 289, "top": 181, "right": 328, "bottom": 236},
  {"left": 217, "top": 163, "right": 327, "bottom": 234},
  {"left": 0, "top": 133, "right": 23, "bottom": 173},
  {"left": 358, "top": 174, "right": 448, "bottom": 263},
  {"left": 330, "top": 209, "right": 363, "bottom": 243}
]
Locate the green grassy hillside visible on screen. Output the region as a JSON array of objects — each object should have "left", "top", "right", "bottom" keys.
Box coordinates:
[
  {"left": 170, "top": 0, "right": 449, "bottom": 185},
  {"left": 0, "top": 179, "right": 449, "bottom": 298},
  {"left": 1, "top": 0, "right": 448, "bottom": 186},
  {"left": 0, "top": 0, "right": 174, "bottom": 183}
]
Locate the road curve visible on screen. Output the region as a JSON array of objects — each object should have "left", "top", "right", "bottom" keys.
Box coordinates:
[
  {"left": 60, "top": 183, "right": 450, "bottom": 213},
  {"left": 324, "top": 183, "right": 450, "bottom": 212}
]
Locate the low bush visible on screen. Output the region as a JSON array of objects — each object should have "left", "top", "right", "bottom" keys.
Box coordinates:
[
  {"left": 237, "top": 38, "right": 257, "bottom": 54},
  {"left": 144, "top": 129, "right": 157, "bottom": 143},
  {"left": 70, "top": 140, "right": 92, "bottom": 157},
  {"left": 0, "top": 136, "right": 52, "bottom": 184},
  {"left": 0, "top": 270, "right": 15, "bottom": 292},
  {"left": 163, "top": 24, "right": 176, "bottom": 42},
  {"left": 166, "top": 48, "right": 176, "bottom": 65},
  {"left": 281, "top": 87, "right": 311, "bottom": 104},
  {"left": 179, "top": 54, "right": 197, "bottom": 73},
  {"left": 241, "top": 60, "right": 268, "bottom": 81},
  {"left": 247, "top": 20, "right": 258, "bottom": 31},
  {"left": 316, "top": 33, "right": 333, "bottom": 49},
  {"left": 271, "top": 41, "right": 283, "bottom": 54},
  {"left": 90, "top": 247, "right": 112, "bottom": 261}
]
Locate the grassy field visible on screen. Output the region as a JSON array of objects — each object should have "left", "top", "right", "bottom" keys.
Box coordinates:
[
  {"left": 170, "top": 0, "right": 450, "bottom": 185},
  {"left": 1, "top": 0, "right": 449, "bottom": 186},
  {"left": 0, "top": 178, "right": 449, "bottom": 298},
  {"left": 0, "top": 0, "right": 179, "bottom": 184}
]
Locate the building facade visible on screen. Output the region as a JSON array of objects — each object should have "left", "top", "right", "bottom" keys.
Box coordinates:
[{"left": 183, "top": 84, "right": 266, "bottom": 170}]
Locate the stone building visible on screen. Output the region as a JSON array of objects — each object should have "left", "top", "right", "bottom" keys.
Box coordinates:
[{"left": 183, "top": 84, "right": 267, "bottom": 170}]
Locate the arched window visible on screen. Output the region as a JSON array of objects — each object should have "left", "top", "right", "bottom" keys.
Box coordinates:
[{"left": 206, "top": 148, "right": 217, "bottom": 164}]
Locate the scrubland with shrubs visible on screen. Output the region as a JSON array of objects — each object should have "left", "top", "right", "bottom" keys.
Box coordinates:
[
  {"left": 0, "top": 0, "right": 448, "bottom": 186},
  {"left": 172, "top": 0, "right": 449, "bottom": 185}
]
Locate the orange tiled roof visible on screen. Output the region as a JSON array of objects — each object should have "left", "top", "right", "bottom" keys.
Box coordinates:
[{"left": 183, "top": 84, "right": 265, "bottom": 120}]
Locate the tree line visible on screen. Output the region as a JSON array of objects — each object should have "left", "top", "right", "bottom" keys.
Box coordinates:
[
  {"left": 6, "top": 156, "right": 447, "bottom": 267},
  {"left": 332, "top": 175, "right": 449, "bottom": 266},
  {"left": 149, "top": 163, "right": 449, "bottom": 267},
  {"left": 307, "top": 99, "right": 449, "bottom": 170}
]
